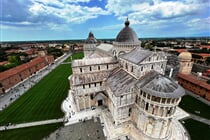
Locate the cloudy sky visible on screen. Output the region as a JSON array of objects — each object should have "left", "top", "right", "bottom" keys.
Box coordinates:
[{"left": 1, "top": 0, "right": 210, "bottom": 41}]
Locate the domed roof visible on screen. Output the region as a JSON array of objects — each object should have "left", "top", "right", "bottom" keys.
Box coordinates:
[
  {"left": 178, "top": 52, "right": 192, "bottom": 60},
  {"left": 115, "top": 19, "right": 139, "bottom": 43},
  {"left": 85, "top": 32, "right": 97, "bottom": 44},
  {"left": 137, "top": 71, "right": 185, "bottom": 98}
]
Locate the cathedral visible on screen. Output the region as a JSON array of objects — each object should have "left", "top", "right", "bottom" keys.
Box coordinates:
[{"left": 63, "top": 19, "right": 188, "bottom": 140}]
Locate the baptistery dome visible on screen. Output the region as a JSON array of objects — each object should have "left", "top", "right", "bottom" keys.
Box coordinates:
[{"left": 85, "top": 32, "right": 97, "bottom": 44}]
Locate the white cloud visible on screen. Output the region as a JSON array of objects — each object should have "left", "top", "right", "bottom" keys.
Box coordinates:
[
  {"left": 33, "top": 0, "right": 65, "bottom": 8},
  {"left": 29, "top": 0, "right": 109, "bottom": 25},
  {"left": 46, "top": 23, "right": 72, "bottom": 31},
  {"left": 0, "top": 21, "right": 42, "bottom": 30},
  {"left": 106, "top": 0, "right": 208, "bottom": 23},
  {"left": 187, "top": 17, "right": 210, "bottom": 30},
  {"left": 65, "top": 0, "right": 91, "bottom": 3},
  {"left": 105, "top": 0, "right": 144, "bottom": 16},
  {"left": 90, "top": 24, "right": 122, "bottom": 31}
]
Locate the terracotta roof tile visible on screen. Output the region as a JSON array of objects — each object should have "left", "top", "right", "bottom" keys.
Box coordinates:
[
  {"left": 177, "top": 73, "right": 210, "bottom": 90},
  {"left": 0, "top": 57, "right": 46, "bottom": 81}
]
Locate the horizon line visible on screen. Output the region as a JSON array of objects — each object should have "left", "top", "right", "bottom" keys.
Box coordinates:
[{"left": 1, "top": 36, "right": 210, "bottom": 43}]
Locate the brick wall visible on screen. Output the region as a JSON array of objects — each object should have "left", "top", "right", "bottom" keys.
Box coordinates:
[
  {"left": 177, "top": 76, "right": 210, "bottom": 101},
  {"left": 0, "top": 56, "right": 54, "bottom": 95}
]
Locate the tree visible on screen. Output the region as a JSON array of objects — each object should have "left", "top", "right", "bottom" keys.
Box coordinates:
[
  {"left": 8, "top": 55, "right": 21, "bottom": 65},
  {"left": 206, "top": 57, "right": 210, "bottom": 65}
]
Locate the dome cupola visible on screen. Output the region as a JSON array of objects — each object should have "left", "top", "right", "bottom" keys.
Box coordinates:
[
  {"left": 178, "top": 52, "right": 192, "bottom": 61},
  {"left": 115, "top": 18, "right": 140, "bottom": 44},
  {"left": 85, "top": 32, "right": 97, "bottom": 44}
]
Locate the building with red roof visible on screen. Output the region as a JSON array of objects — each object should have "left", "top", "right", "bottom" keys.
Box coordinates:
[
  {"left": 177, "top": 73, "right": 210, "bottom": 101},
  {"left": 0, "top": 56, "right": 54, "bottom": 94},
  {"left": 199, "top": 45, "right": 210, "bottom": 50},
  {"left": 177, "top": 52, "right": 210, "bottom": 101}
]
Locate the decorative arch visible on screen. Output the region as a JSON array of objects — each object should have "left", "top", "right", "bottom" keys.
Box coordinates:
[
  {"left": 94, "top": 91, "right": 108, "bottom": 106},
  {"left": 94, "top": 91, "right": 108, "bottom": 100},
  {"left": 113, "top": 50, "right": 117, "bottom": 57},
  {"left": 118, "top": 51, "right": 126, "bottom": 56}
]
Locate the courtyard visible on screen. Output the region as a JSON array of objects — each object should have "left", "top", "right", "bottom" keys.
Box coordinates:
[{"left": 46, "top": 118, "right": 105, "bottom": 140}]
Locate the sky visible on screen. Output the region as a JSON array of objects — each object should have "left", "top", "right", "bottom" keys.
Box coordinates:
[{"left": 0, "top": 0, "right": 210, "bottom": 41}]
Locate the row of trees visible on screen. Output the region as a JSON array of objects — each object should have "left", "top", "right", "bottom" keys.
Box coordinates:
[
  {"left": 0, "top": 52, "right": 28, "bottom": 72},
  {"left": 46, "top": 47, "right": 64, "bottom": 58}
]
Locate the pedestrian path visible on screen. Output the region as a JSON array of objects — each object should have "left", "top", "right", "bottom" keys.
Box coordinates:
[
  {"left": 0, "top": 107, "right": 101, "bottom": 131},
  {"left": 185, "top": 90, "right": 210, "bottom": 106},
  {"left": 189, "top": 113, "right": 210, "bottom": 125},
  {"left": 0, "top": 53, "right": 72, "bottom": 111},
  {"left": 64, "top": 108, "right": 102, "bottom": 126},
  {"left": 0, "top": 118, "right": 63, "bottom": 131}
]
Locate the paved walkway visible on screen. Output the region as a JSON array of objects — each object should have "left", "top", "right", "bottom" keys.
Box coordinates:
[
  {"left": 64, "top": 108, "right": 102, "bottom": 126},
  {"left": 189, "top": 113, "right": 210, "bottom": 125},
  {"left": 0, "top": 118, "right": 63, "bottom": 131},
  {"left": 0, "top": 53, "right": 72, "bottom": 111},
  {"left": 185, "top": 90, "right": 210, "bottom": 106}
]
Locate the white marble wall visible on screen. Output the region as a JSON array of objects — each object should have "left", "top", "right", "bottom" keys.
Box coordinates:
[
  {"left": 84, "top": 44, "right": 96, "bottom": 57},
  {"left": 72, "top": 63, "right": 118, "bottom": 74},
  {"left": 119, "top": 52, "right": 167, "bottom": 79}
]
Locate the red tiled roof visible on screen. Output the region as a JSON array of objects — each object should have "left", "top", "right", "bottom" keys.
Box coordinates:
[
  {"left": 177, "top": 73, "right": 210, "bottom": 90},
  {"left": 5, "top": 49, "right": 19, "bottom": 54},
  {"left": 200, "top": 45, "right": 210, "bottom": 49},
  {"left": 175, "top": 49, "right": 188, "bottom": 53},
  {"left": 192, "top": 53, "right": 210, "bottom": 58},
  {"left": 0, "top": 61, "right": 9, "bottom": 65},
  {"left": 0, "top": 57, "right": 46, "bottom": 81},
  {"left": 25, "top": 50, "right": 34, "bottom": 55},
  {"left": 197, "top": 53, "right": 210, "bottom": 57}
]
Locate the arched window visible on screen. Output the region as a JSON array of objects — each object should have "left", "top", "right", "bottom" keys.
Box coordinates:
[
  {"left": 151, "top": 65, "right": 154, "bottom": 69},
  {"left": 131, "top": 65, "right": 133, "bottom": 72},
  {"left": 141, "top": 66, "right": 143, "bottom": 71},
  {"left": 125, "top": 63, "right": 128, "bottom": 70},
  {"left": 145, "top": 103, "right": 149, "bottom": 111}
]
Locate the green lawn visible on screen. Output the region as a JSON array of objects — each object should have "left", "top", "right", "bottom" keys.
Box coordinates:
[
  {"left": 181, "top": 119, "right": 210, "bottom": 140},
  {"left": 64, "top": 52, "right": 84, "bottom": 62},
  {"left": 0, "top": 53, "right": 84, "bottom": 139},
  {"left": 0, "top": 52, "right": 84, "bottom": 125},
  {"left": 0, "top": 123, "right": 63, "bottom": 140},
  {"left": 0, "top": 64, "right": 72, "bottom": 125},
  {"left": 179, "top": 95, "right": 210, "bottom": 119}
]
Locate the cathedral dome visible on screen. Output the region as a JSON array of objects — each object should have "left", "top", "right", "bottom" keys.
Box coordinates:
[
  {"left": 115, "top": 19, "right": 139, "bottom": 43},
  {"left": 178, "top": 52, "right": 192, "bottom": 61}
]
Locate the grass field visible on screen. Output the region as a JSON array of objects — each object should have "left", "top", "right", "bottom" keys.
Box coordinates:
[
  {"left": 0, "top": 52, "right": 84, "bottom": 126},
  {"left": 64, "top": 52, "right": 84, "bottom": 62},
  {"left": 179, "top": 95, "right": 210, "bottom": 119},
  {"left": 181, "top": 119, "right": 210, "bottom": 140},
  {"left": 0, "top": 123, "right": 63, "bottom": 140},
  {"left": 0, "top": 64, "right": 72, "bottom": 125}
]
